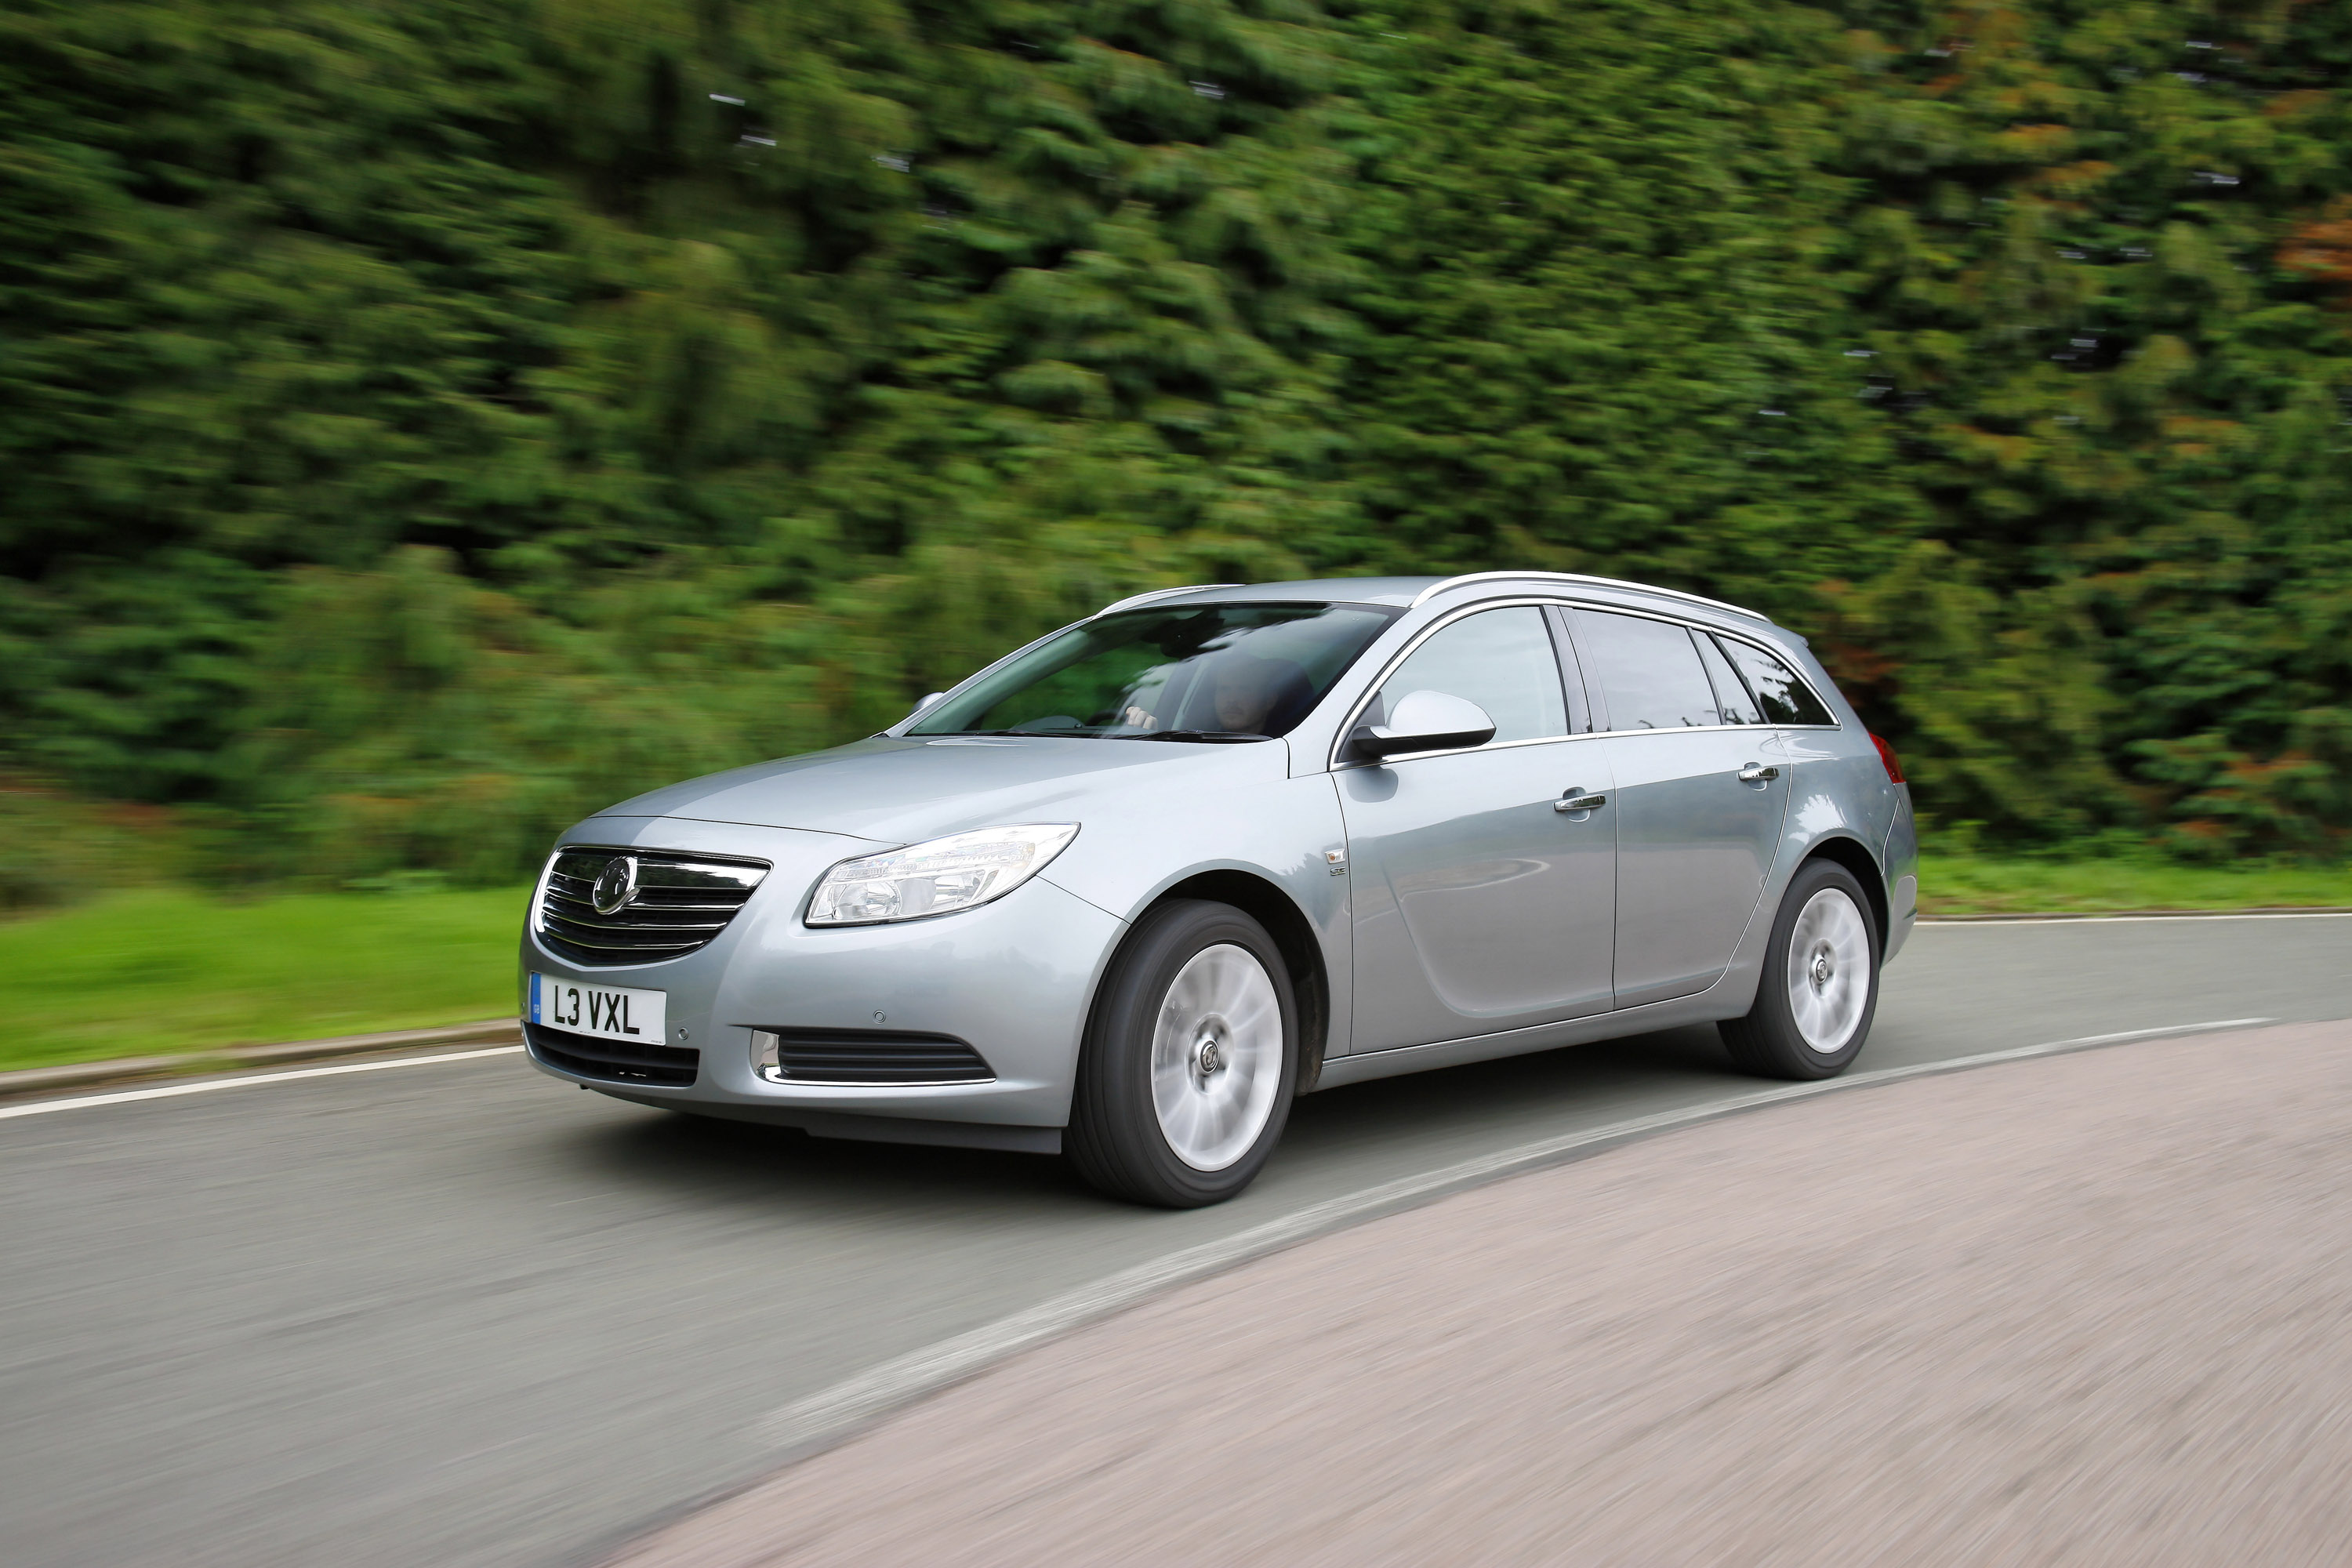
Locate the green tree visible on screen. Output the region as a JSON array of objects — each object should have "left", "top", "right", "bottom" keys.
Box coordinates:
[{"left": 2, "top": 0, "right": 2350, "bottom": 887}]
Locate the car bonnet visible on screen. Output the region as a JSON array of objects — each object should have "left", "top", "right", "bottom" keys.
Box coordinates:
[{"left": 598, "top": 733, "right": 1291, "bottom": 845}]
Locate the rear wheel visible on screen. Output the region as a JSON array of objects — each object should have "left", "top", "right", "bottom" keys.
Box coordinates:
[
  {"left": 1719, "top": 859, "right": 1880, "bottom": 1080},
  {"left": 1067, "top": 900, "right": 1298, "bottom": 1207}
]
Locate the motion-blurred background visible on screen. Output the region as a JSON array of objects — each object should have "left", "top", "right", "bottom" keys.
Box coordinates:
[{"left": 5, "top": 0, "right": 2350, "bottom": 1062}]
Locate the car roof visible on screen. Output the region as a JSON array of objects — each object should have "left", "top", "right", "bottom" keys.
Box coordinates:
[{"left": 1104, "top": 573, "right": 1776, "bottom": 627}]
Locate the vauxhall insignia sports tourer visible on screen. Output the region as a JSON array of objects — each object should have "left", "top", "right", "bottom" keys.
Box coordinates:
[{"left": 520, "top": 572, "right": 1918, "bottom": 1206}]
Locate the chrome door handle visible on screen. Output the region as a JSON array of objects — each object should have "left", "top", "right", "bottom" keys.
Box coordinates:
[
  {"left": 1737, "top": 763, "right": 1780, "bottom": 783},
  {"left": 1555, "top": 793, "right": 1607, "bottom": 812}
]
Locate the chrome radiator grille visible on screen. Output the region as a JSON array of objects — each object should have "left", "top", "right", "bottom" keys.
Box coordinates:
[{"left": 535, "top": 846, "right": 771, "bottom": 967}]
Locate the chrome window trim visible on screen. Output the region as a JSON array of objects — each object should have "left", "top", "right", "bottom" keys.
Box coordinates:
[
  {"left": 1327, "top": 597, "right": 1838, "bottom": 771},
  {"left": 1410, "top": 570, "right": 1771, "bottom": 624},
  {"left": 1338, "top": 720, "right": 1823, "bottom": 771}
]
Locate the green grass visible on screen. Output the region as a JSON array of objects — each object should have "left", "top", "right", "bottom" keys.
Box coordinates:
[
  {"left": 1920, "top": 853, "right": 2352, "bottom": 918},
  {"left": 3, "top": 854, "right": 2349, "bottom": 1076},
  {"left": 0, "top": 885, "right": 529, "bottom": 1074}
]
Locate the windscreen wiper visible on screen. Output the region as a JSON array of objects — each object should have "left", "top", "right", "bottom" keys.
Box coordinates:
[
  {"left": 945, "top": 727, "right": 1109, "bottom": 738},
  {"left": 1134, "top": 729, "right": 1270, "bottom": 742},
  {"left": 946, "top": 727, "right": 1265, "bottom": 742}
]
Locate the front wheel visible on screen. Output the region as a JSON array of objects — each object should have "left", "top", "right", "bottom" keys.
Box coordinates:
[
  {"left": 1066, "top": 900, "right": 1298, "bottom": 1207},
  {"left": 1719, "top": 860, "right": 1881, "bottom": 1080}
]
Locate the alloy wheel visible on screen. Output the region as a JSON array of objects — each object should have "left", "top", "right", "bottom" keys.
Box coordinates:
[
  {"left": 1148, "top": 942, "right": 1283, "bottom": 1171},
  {"left": 1784, "top": 887, "right": 1870, "bottom": 1054}
]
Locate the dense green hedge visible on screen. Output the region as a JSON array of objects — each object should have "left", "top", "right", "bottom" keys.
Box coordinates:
[{"left": 5, "top": 0, "right": 2350, "bottom": 886}]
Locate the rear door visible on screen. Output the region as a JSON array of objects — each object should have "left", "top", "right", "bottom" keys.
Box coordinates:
[
  {"left": 1338, "top": 604, "right": 1617, "bottom": 1053},
  {"left": 1567, "top": 608, "right": 1791, "bottom": 1010}
]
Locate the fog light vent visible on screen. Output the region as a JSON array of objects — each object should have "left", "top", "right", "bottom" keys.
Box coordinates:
[{"left": 750, "top": 1028, "right": 994, "bottom": 1085}]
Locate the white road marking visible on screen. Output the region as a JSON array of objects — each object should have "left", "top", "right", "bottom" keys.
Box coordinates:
[
  {"left": 754, "top": 1015, "right": 2278, "bottom": 1454},
  {"left": 0, "top": 1045, "right": 524, "bottom": 1120}
]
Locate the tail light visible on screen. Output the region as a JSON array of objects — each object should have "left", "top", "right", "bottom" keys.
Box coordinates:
[{"left": 1870, "top": 732, "right": 1905, "bottom": 784}]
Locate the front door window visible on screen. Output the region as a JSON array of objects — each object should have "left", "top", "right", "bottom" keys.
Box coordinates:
[{"left": 1367, "top": 605, "right": 1569, "bottom": 744}]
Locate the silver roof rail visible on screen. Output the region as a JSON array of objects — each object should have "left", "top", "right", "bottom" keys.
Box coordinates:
[
  {"left": 1410, "top": 570, "right": 1771, "bottom": 623},
  {"left": 1092, "top": 583, "right": 1243, "bottom": 618}
]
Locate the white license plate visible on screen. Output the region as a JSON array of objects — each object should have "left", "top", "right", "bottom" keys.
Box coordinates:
[{"left": 528, "top": 974, "right": 666, "bottom": 1044}]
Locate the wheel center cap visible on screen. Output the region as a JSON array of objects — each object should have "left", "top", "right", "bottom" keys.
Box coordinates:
[
  {"left": 1192, "top": 1018, "right": 1230, "bottom": 1082},
  {"left": 1809, "top": 946, "right": 1835, "bottom": 989}
]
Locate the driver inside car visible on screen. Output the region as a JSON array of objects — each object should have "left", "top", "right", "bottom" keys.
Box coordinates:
[{"left": 1123, "top": 656, "right": 1305, "bottom": 735}]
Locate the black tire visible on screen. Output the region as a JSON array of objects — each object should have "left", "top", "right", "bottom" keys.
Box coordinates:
[
  {"left": 1719, "top": 858, "right": 1882, "bottom": 1080},
  {"left": 1066, "top": 899, "right": 1299, "bottom": 1207}
]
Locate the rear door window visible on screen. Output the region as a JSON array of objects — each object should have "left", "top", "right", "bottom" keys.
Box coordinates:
[
  {"left": 1571, "top": 610, "right": 1720, "bottom": 731},
  {"left": 1716, "top": 636, "right": 1835, "bottom": 726}
]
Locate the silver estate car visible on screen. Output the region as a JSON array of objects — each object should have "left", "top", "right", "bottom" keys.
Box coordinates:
[{"left": 520, "top": 572, "right": 1918, "bottom": 1206}]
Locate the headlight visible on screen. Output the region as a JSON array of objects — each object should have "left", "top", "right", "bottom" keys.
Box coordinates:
[{"left": 805, "top": 824, "right": 1080, "bottom": 927}]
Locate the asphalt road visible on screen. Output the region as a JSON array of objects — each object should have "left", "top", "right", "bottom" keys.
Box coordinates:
[{"left": 5, "top": 917, "right": 2350, "bottom": 1568}]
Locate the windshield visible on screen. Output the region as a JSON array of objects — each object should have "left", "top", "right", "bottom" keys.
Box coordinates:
[{"left": 909, "top": 602, "right": 1400, "bottom": 741}]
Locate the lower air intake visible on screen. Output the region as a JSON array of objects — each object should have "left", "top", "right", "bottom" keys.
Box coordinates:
[
  {"left": 753, "top": 1029, "right": 996, "bottom": 1085},
  {"left": 526, "top": 1022, "right": 699, "bottom": 1087}
]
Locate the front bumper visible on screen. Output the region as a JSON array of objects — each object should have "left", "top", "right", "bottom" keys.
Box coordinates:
[{"left": 517, "top": 815, "right": 1127, "bottom": 1139}]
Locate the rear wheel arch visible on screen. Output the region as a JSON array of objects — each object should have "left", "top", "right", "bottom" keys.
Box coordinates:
[
  {"left": 1796, "top": 834, "right": 1889, "bottom": 949},
  {"left": 1722, "top": 857, "right": 1881, "bottom": 1079}
]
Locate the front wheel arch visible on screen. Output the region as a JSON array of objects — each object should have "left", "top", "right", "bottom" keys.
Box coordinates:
[
  {"left": 1142, "top": 870, "right": 1329, "bottom": 1091},
  {"left": 1066, "top": 898, "right": 1301, "bottom": 1206}
]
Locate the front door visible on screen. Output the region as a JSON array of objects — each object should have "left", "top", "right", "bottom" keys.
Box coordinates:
[
  {"left": 1340, "top": 605, "right": 1617, "bottom": 1054},
  {"left": 1568, "top": 608, "right": 1791, "bottom": 1010}
]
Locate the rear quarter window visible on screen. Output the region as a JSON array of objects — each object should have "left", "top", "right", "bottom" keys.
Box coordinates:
[{"left": 1718, "top": 636, "right": 1835, "bottom": 726}]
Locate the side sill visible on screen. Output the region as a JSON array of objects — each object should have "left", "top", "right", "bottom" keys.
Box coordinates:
[{"left": 1316, "top": 990, "right": 1741, "bottom": 1091}]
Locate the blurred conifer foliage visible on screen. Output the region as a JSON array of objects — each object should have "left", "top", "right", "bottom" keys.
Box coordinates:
[{"left": 2, "top": 0, "right": 2350, "bottom": 884}]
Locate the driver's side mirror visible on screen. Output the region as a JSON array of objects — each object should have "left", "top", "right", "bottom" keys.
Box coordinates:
[
  {"left": 1350, "top": 689, "right": 1497, "bottom": 760},
  {"left": 910, "top": 691, "right": 946, "bottom": 717}
]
